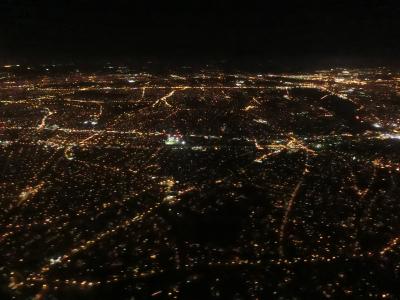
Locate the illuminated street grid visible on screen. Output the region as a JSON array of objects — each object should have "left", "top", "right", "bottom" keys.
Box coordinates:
[{"left": 1, "top": 65, "right": 400, "bottom": 299}]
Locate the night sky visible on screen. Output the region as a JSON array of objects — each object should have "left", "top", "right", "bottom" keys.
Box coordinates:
[{"left": 1, "top": 0, "right": 399, "bottom": 63}]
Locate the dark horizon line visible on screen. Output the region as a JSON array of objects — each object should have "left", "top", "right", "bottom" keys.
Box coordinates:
[{"left": 1, "top": 53, "right": 400, "bottom": 71}]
